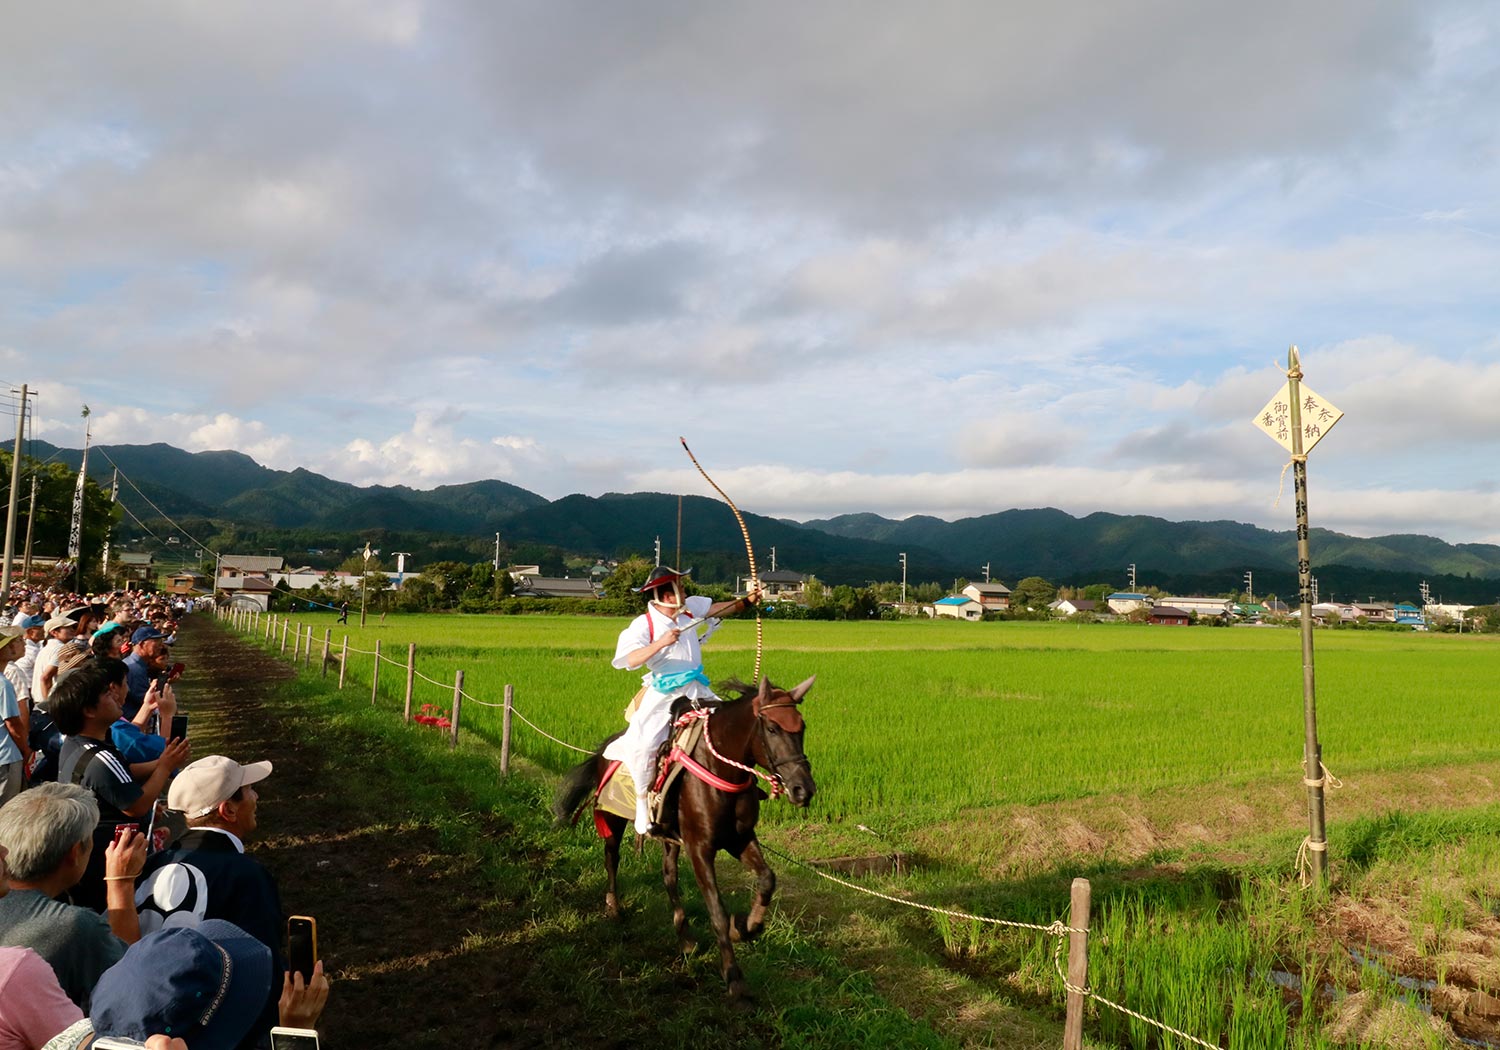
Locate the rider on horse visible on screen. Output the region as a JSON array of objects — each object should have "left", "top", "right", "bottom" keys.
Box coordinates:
[{"left": 604, "top": 565, "right": 761, "bottom": 835}]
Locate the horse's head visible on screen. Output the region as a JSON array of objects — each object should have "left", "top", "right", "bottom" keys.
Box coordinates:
[{"left": 752, "top": 675, "right": 816, "bottom": 807}]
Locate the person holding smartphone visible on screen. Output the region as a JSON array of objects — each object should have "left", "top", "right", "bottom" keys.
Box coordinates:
[{"left": 135, "top": 756, "right": 312, "bottom": 1042}]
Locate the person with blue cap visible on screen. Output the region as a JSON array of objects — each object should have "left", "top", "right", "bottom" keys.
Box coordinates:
[
  {"left": 44, "top": 919, "right": 326, "bottom": 1050},
  {"left": 603, "top": 566, "right": 760, "bottom": 836},
  {"left": 121, "top": 626, "right": 171, "bottom": 723}
]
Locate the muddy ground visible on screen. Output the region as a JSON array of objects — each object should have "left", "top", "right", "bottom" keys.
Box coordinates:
[{"left": 173, "top": 616, "right": 602, "bottom": 1048}]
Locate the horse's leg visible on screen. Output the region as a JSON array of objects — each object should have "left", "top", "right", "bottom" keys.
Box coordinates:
[
  {"left": 730, "top": 837, "right": 775, "bottom": 943},
  {"left": 661, "top": 840, "right": 696, "bottom": 954},
  {"left": 602, "top": 813, "right": 627, "bottom": 919},
  {"left": 686, "top": 842, "right": 749, "bottom": 999}
]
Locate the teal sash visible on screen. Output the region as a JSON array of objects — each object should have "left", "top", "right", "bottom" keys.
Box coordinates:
[{"left": 652, "top": 666, "right": 710, "bottom": 694}]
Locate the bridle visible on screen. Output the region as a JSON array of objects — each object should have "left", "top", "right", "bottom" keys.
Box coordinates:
[{"left": 676, "top": 693, "right": 808, "bottom": 798}]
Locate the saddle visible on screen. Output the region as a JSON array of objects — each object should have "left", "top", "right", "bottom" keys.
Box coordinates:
[{"left": 592, "top": 698, "right": 723, "bottom": 838}]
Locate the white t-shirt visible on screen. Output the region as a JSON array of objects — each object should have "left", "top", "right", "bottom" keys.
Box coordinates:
[{"left": 32, "top": 639, "right": 64, "bottom": 702}]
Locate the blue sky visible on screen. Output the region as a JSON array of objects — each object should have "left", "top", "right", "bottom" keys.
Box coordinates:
[{"left": 3, "top": 2, "right": 1498, "bottom": 542}]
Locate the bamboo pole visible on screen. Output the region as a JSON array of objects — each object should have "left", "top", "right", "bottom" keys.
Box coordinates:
[
  {"left": 321, "top": 629, "right": 331, "bottom": 677},
  {"left": 449, "top": 670, "right": 464, "bottom": 749},
  {"left": 403, "top": 643, "right": 416, "bottom": 722},
  {"left": 291, "top": 623, "right": 301, "bottom": 661},
  {"left": 338, "top": 636, "right": 348, "bottom": 689},
  {"left": 280, "top": 619, "right": 288, "bottom": 654},
  {"left": 304, "top": 625, "right": 313, "bottom": 668},
  {"left": 1063, "top": 878, "right": 1091, "bottom": 1050}
]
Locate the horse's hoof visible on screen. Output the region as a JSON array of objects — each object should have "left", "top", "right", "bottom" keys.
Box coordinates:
[
  {"left": 678, "top": 938, "right": 698, "bottom": 956},
  {"left": 729, "top": 914, "right": 758, "bottom": 943},
  {"left": 727, "top": 980, "right": 754, "bottom": 1004}
]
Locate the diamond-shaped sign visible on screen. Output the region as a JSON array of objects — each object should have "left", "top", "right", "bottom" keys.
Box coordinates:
[{"left": 1254, "top": 381, "right": 1343, "bottom": 454}]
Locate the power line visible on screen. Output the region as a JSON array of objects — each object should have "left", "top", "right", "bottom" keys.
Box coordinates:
[{"left": 90, "top": 446, "right": 219, "bottom": 560}]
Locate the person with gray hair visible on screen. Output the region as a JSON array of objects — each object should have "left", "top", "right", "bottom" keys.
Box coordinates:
[{"left": 0, "top": 783, "right": 147, "bottom": 1010}]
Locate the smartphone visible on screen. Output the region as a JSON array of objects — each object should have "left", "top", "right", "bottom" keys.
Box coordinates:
[
  {"left": 112, "top": 822, "right": 139, "bottom": 844},
  {"left": 270, "top": 1028, "right": 320, "bottom": 1049},
  {"left": 287, "top": 915, "right": 318, "bottom": 982},
  {"left": 170, "top": 714, "right": 188, "bottom": 740},
  {"left": 168, "top": 662, "right": 185, "bottom": 682}
]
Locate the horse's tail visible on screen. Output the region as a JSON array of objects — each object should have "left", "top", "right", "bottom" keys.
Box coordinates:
[{"left": 552, "top": 732, "right": 623, "bottom": 827}]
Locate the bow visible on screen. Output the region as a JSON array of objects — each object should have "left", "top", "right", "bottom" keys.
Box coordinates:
[{"left": 680, "top": 437, "right": 764, "bottom": 682}]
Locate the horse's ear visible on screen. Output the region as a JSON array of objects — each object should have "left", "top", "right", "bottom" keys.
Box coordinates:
[
  {"left": 788, "top": 674, "right": 816, "bottom": 703},
  {"left": 753, "top": 677, "right": 772, "bottom": 710}
]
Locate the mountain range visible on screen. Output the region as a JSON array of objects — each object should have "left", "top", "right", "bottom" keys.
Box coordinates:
[{"left": 27, "top": 440, "right": 1500, "bottom": 596}]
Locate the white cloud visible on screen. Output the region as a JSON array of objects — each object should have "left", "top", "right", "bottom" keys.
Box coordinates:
[{"left": 325, "top": 413, "right": 547, "bottom": 487}]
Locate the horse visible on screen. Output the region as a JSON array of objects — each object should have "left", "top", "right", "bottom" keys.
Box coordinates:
[{"left": 554, "top": 674, "right": 816, "bottom": 998}]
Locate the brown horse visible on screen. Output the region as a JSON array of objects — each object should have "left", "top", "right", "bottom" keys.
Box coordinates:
[{"left": 554, "top": 675, "right": 816, "bottom": 998}]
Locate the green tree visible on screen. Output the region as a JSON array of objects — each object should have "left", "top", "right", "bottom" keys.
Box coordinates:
[
  {"left": 602, "top": 557, "right": 653, "bottom": 602},
  {"left": 802, "top": 575, "right": 826, "bottom": 609},
  {"left": 1010, "top": 576, "right": 1057, "bottom": 610}
]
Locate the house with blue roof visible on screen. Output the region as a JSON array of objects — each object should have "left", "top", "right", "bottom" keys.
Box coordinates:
[
  {"left": 929, "top": 595, "right": 983, "bottom": 621},
  {"left": 1106, "top": 592, "right": 1150, "bottom": 615}
]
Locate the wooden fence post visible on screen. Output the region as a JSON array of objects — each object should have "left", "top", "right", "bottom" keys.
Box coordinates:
[
  {"left": 371, "top": 640, "right": 381, "bottom": 705},
  {"left": 338, "top": 636, "right": 348, "bottom": 689},
  {"left": 291, "top": 623, "right": 301, "bottom": 662},
  {"left": 280, "top": 619, "right": 288, "bottom": 654},
  {"left": 1063, "top": 877, "right": 1092, "bottom": 1050},
  {"left": 265, "top": 613, "right": 272, "bottom": 643},
  {"left": 403, "top": 644, "right": 416, "bottom": 722},
  {"left": 304, "top": 625, "right": 313, "bottom": 668},
  {"left": 500, "top": 684, "right": 514, "bottom": 775},
  {"left": 449, "top": 670, "right": 464, "bottom": 749},
  {"left": 321, "top": 629, "right": 331, "bottom": 677}
]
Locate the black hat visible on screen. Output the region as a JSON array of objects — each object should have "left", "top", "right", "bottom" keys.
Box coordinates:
[{"left": 632, "top": 566, "right": 692, "bottom": 593}]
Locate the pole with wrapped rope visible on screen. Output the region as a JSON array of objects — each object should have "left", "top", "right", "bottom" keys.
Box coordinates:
[{"left": 679, "top": 437, "right": 763, "bottom": 684}]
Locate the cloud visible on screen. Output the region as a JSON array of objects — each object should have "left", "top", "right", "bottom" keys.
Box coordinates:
[{"left": 324, "top": 413, "right": 549, "bottom": 487}]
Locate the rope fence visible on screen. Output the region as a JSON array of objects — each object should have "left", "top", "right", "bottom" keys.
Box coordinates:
[{"left": 218, "top": 605, "right": 1223, "bottom": 1050}]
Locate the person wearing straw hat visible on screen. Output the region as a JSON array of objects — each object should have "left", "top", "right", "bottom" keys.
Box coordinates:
[{"left": 603, "top": 566, "right": 759, "bottom": 835}]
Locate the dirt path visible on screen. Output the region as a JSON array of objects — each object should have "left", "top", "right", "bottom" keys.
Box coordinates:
[{"left": 172, "top": 616, "right": 573, "bottom": 1048}]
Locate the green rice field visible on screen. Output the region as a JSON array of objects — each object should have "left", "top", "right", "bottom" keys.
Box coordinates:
[
  {"left": 235, "top": 610, "right": 1500, "bottom": 1048},
  {"left": 250, "top": 612, "right": 1500, "bottom": 826}
]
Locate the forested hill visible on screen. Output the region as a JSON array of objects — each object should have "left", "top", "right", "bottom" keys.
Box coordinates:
[
  {"left": 800, "top": 508, "right": 1500, "bottom": 581},
  {"left": 28, "top": 440, "right": 548, "bottom": 532},
  {"left": 23, "top": 440, "right": 1500, "bottom": 597}
]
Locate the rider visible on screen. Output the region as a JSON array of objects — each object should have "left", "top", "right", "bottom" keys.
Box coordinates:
[{"left": 605, "top": 566, "right": 760, "bottom": 835}]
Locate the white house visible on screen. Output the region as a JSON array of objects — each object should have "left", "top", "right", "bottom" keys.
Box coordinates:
[{"left": 1106, "top": 592, "right": 1150, "bottom": 615}]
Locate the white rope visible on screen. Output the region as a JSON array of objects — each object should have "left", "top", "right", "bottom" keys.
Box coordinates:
[
  {"left": 760, "top": 841, "right": 1219, "bottom": 1050},
  {"left": 506, "top": 706, "right": 592, "bottom": 754},
  {"left": 413, "top": 669, "right": 450, "bottom": 688}
]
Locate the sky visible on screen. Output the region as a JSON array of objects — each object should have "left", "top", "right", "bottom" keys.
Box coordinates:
[{"left": 3, "top": 2, "right": 1499, "bottom": 544}]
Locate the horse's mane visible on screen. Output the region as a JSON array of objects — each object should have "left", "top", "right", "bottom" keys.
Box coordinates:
[{"left": 714, "top": 677, "right": 758, "bottom": 704}]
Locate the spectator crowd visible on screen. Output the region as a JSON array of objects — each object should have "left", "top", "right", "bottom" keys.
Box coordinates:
[{"left": 0, "top": 585, "right": 329, "bottom": 1049}]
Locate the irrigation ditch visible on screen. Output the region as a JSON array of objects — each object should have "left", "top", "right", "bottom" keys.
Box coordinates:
[{"left": 223, "top": 605, "right": 1500, "bottom": 1049}]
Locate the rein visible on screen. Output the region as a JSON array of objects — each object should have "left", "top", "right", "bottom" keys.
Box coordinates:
[{"left": 671, "top": 705, "right": 786, "bottom": 799}]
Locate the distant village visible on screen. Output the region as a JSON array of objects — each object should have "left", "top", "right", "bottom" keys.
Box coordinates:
[{"left": 100, "top": 550, "right": 1476, "bottom": 630}]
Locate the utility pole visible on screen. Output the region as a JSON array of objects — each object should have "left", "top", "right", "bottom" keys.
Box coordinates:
[
  {"left": 1127, "top": 563, "right": 1137, "bottom": 591},
  {"left": 770, "top": 546, "right": 776, "bottom": 573},
  {"left": 1243, "top": 571, "right": 1254, "bottom": 606},
  {"left": 899, "top": 552, "right": 907, "bottom": 605},
  {"left": 360, "top": 543, "right": 372, "bottom": 627},
  {"left": 654, "top": 535, "right": 662, "bottom": 566},
  {"left": 1, "top": 384, "right": 30, "bottom": 600},
  {"left": 392, "top": 552, "right": 411, "bottom": 589},
  {"left": 493, "top": 532, "right": 500, "bottom": 572},
  {"left": 982, "top": 562, "right": 990, "bottom": 583},
  {"left": 20, "top": 475, "right": 37, "bottom": 587}
]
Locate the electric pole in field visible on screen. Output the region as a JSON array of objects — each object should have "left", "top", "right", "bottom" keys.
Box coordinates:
[
  {"left": 1127, "top": 563, "right": 1137, "bottom": 591},
  {"left": 493, "top": 533, "right": 500, "bottom": 572},
  {"left": 769, "top": 546, "right": 776, "bottom": 573},
  {"left": 1, "top": 384, "right": 32, "bottom": 600},
  {"left": 1253, "top": 345, "right": 1344, "bottom": 887},
  {"left": 899, "top": 552, "right": 907, "bottom": 605},
  {"left": 1244, "top": 571, "right": 1254, "bottom": 606},
  {"left": 359, "top": 543, "right": 372, "bottom": 628},
  {"left": 982, "top": 562, "right": 990, "bottom": 583}
]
